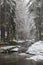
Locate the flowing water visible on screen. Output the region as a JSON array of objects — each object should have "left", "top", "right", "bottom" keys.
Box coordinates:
[{"left": 0, "top": 52, "right": 43, "bottom": 65}]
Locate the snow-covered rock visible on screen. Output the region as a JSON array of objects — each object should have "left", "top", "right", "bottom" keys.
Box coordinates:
[
  {"left": 10, "top": 48, "right": 19, "bottom": 52},
  {"left": 26, "top": 41, "right": 43, "bottom": 55},
  {"left": 0, "top": 46, "right": 15, "bottom": 50}
]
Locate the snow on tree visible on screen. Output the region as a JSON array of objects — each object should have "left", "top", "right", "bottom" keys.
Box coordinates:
[
  {"left": 26, "top": 0, "right": 36, "bottom": 40},
  {"left": 14, "top": 0, "right": 36, "bottom": 40}
]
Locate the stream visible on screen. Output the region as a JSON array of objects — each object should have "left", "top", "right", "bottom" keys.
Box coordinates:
[{"left": 0, "top": 52, "right": 43, "bottom": 65}]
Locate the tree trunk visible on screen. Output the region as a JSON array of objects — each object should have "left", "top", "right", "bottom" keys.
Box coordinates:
[{"left": 1, "top": 25, "right": 5, "bottom": 41}]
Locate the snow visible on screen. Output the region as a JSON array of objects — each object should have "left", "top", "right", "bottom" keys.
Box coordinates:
[
  {"left": 0, "top": 46, "right": 15, "bottom": 50},
  {"left": 28, "top": 1, "right": 33, "bottom": 8},
  {"left": 26, "top": 41, "right": 43, "bottom": 61},
  {"left": 11, "top": 48, "right": 19, "bottom": 52},
  {"left": 0, "top": 2, "right": 3, "bottom": 5},
  {"left": 19, "top": 53, "right": 27, "bottom": 56},
  {"left": 26, "top": 0, "right": 30, "bottom": 3},
  {"left": 26, "top": 41, "right": 43, "bottom": 55},
  {"left": 13, "top": 39, "right": 28, "bottom": 43},
  {"left": 27, "top": 0, "right": 35, "bottom": 8},
  {"left": 26, "top": 55, "right": 43, "bottom": 61}
]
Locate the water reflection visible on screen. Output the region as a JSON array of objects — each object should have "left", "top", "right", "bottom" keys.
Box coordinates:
[
  {"left": 0, "top": 52, "right": 19, "bottom": 65},
  {"left": 0, "top": 52, "right": 43, "bottom": 65}
]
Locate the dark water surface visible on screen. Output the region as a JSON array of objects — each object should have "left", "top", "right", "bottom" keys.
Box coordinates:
[
  {"left": 0, "top": 53, "right": 43, "bottom": 65},
  {"left": 0, "top": 52, "right": 19, "bottom": 65}
]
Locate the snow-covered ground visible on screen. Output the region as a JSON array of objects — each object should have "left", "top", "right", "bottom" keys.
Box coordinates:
[
  {"left": 13, "top": 39, "right": 35, "bottom": 44},
  {"left": 0, "top": 46, "right": 16, "bottom": 53},
  {"left": 0, "top": 46, "right": 15, "bottom": 50},
  {"left": 26, "top": 41, "right": 43, "bottom": 61},
  {"left": 26, "top": 55, "right": 43, "bottom": 61},
  {"left": 0, "top": 46, "right": 20, "bottom": 53},
  {"left": 13, "top": 39, "right": 26, "bottom": 43},
  {"left": 26, "top": 41, "right": 43, "bottom": 55}
]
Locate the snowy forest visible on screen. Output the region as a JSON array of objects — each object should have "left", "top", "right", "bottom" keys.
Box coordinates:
[
  {"left": 0, "top": 0, "right": 43, "bottom": 42},
  {"left": 0, "top": 0, "right": 43, "bottom": 65}
]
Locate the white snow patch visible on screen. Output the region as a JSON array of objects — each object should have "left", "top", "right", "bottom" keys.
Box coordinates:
[
  {"left": 28, "top": 0, "right": 35, "bottom": 8},
  {"left": 11, "top": 48, "right": 19, "bottom": 52},
  {"left": 13, "top": 39, "right": 27, "bottom": 43},
  {"left": 26, "top": 55, "right": 43, "bottom": 61},
  {"left": 26, "top": 41, "right": 43, "bottom": 55},
  {"left": 19, "top": 53, "right": 27, "bottom": 56},
  {"left": 25, "top": 0, "right": 30, "bottom": 3},
  {"left": 0, "top": 46, "right": 15, "bottom": 50}
]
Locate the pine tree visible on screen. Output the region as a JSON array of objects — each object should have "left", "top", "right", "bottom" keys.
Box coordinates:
[{"left": 0, "top": 0, "right": 16, "bottom": 42}]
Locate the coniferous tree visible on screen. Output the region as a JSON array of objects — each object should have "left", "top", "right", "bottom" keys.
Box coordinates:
[{"left": 0, "top": 0, "right": 16, "bottom": 42}]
